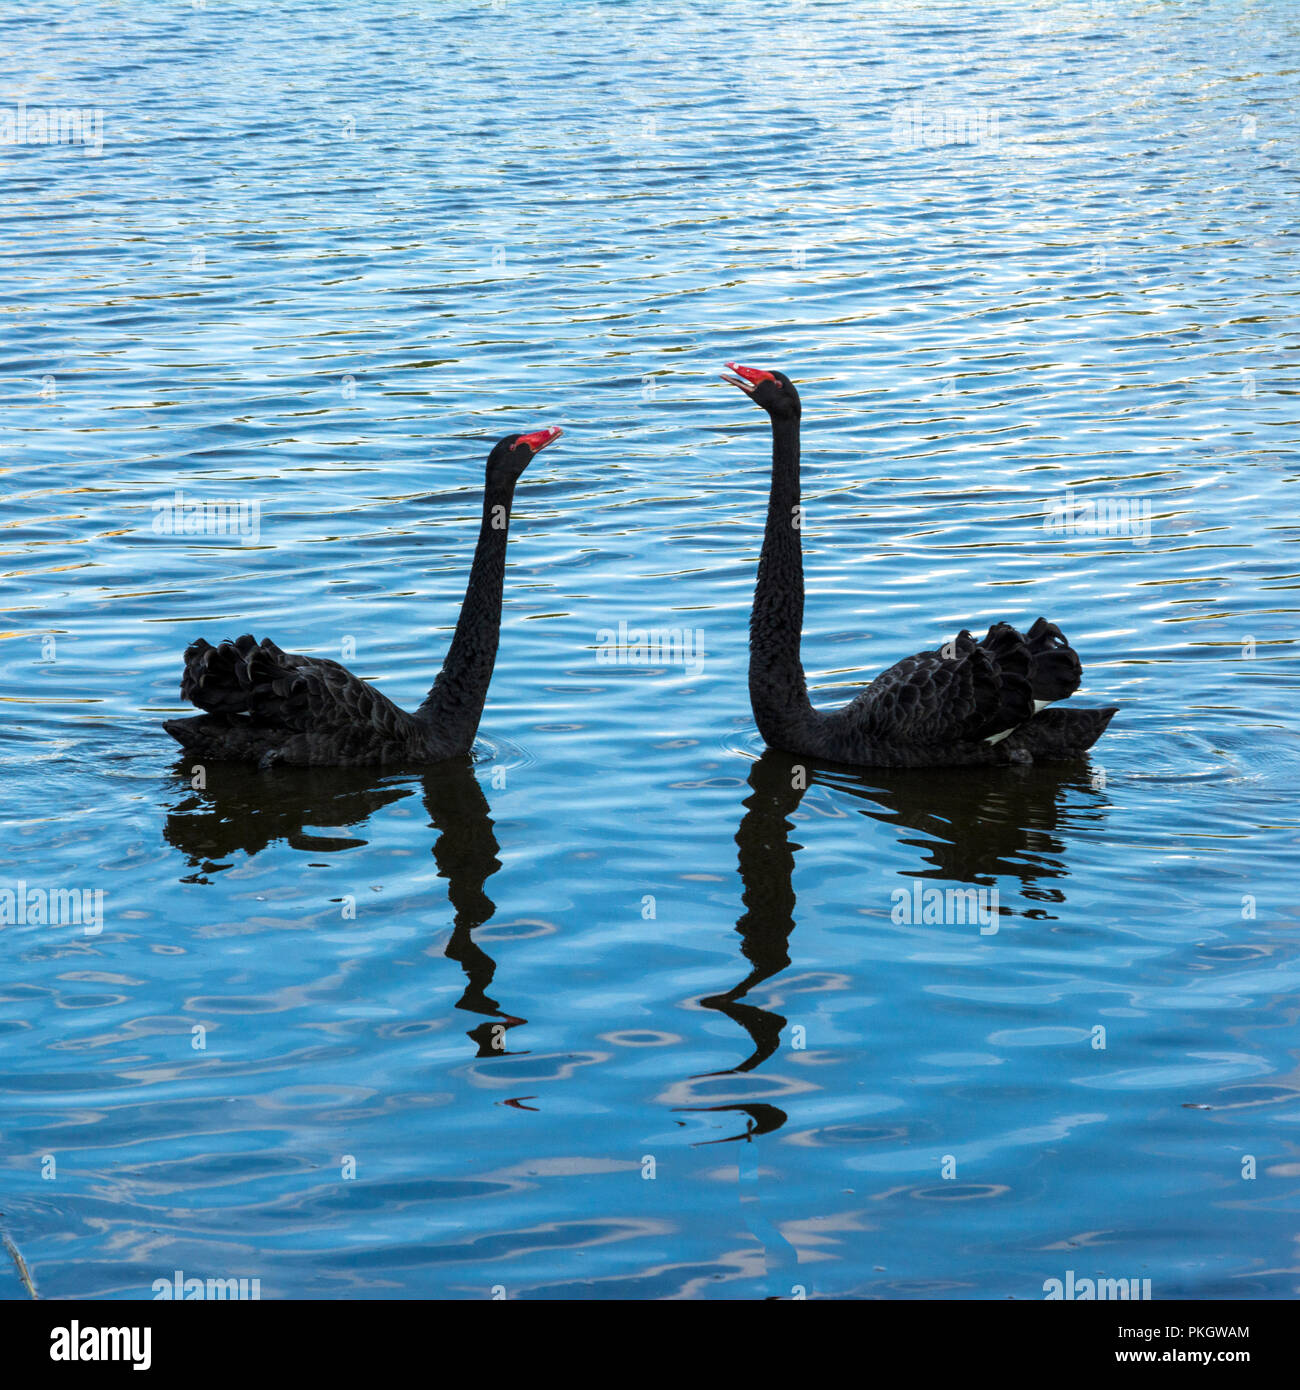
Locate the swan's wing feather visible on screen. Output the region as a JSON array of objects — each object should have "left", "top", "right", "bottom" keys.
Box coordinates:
[
  {"left": 179, "top": 635, "right": 420, "bottom": 740},
  {"left": 851, "top": 618, "right": 1081, "bottom": 745}
]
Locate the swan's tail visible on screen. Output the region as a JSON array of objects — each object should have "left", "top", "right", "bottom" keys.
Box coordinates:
[
  {"left": 167, "top": 633, "right": 305, "bottom": 761},
  {"left": 980, "top": 617, "right": 1081, "bottom": 707},
  {"left": 162, "top": 712, "right": 275, "bottom": 761},
  {"left": 162, "top": 714, "right": 207, "bottom": 749},
  {"left": 1004, "top": 706, "right": 1118, "bottom": 761},
  {"left": 178, "top": 634, "right": 304, "bottom": 722},
  {"left": 974, "top": 619, "right": 1111, "bottom": 757}
]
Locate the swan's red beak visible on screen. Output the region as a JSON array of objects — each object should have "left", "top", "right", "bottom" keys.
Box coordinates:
[
  {"left": 721, "top": 362, "right": 777, "bottom": 394},
  {"left": 517, "top": 426, "right": 563, "bottom": 454}
]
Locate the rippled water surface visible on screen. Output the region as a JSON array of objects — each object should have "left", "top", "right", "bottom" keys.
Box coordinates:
[{"left": 3, "top": 0, "right": 1299, "bottom": 1299}]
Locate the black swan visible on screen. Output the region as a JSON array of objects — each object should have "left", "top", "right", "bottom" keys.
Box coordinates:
[
  {"left": 163, "top": 428, "right": 561, "bottom": 767},
  {"left": 722, "top": 363, "right": 1116, "bottom": 767}
]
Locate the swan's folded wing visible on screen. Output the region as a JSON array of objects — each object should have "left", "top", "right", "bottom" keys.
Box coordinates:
[
  {"left": 180, "top": 635, "right": 422, "bottom": 741},
  {"left": 851, "top": 622, "right": 1077, "bottom": 746}
]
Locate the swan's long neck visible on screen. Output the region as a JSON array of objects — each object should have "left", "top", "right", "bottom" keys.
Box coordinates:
[
  {"left": 749, "top": 413, "right": 818, "bottom": 748},
  {"left": 417, "top": 475, "right": 516, "bottom": 752}
]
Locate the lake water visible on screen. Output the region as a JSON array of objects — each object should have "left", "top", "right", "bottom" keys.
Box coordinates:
[{"left": 3, "top": 0, "right": 1298, "bottom": 1300}]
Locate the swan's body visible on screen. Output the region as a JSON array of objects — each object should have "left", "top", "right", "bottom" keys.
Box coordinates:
[
  {"left": 724, "top": 363, "right": 1115, "bottom": 768},
  {"left": 163, "top": 428, "right": 560, "bottom": 768}
]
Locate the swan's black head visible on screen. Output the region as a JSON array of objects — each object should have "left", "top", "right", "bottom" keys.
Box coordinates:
[
  {"left": 721, "top": 363, "right": 801, "bottom": 420},
  {"left": 487, "top": 427, "right": 562, "bottom": 485}
]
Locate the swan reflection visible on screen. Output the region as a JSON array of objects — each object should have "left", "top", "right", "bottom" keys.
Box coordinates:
[
  {"left": 163, "top": 757, "right": 526, "bottom": 1056},
  {"left": 687, "top": 751, "right": 1108, "bottom": 1141}
]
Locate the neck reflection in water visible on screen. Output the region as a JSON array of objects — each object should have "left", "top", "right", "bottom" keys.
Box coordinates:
[
  {"left": 685, "top": 750, "right": 1109, "bottom": 1144},
  {"left": 163, "top": 757, "right": 525, "bottom": 1057}
]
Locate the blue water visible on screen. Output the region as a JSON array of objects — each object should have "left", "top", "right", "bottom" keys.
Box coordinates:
[{"left": 3, "top": 0, "right": 1299, "bottom": 1299}]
